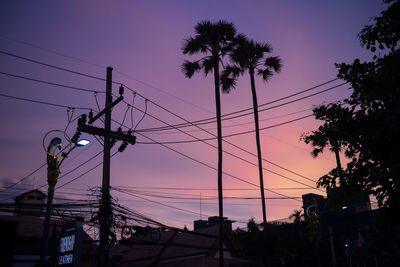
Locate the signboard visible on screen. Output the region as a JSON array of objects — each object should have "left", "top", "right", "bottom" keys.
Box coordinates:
[{"left": 57, "top": 220, "right": 83, "bottom": 267}]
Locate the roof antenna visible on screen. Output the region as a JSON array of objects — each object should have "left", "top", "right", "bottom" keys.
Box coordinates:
[
  {"left": 200, "top": 192, "right": 202, "bottom": 220},
  {"left": 32, "top": 176, "right": 36, "bottom": 190}
]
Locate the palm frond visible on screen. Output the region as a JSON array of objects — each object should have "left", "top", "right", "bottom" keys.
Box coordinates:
[
  {"left": 234, "top": 33, "right": 248, "bottom": 46},
  {"left": 225, "top": 65, "right": 242, "bottom": 78},
  {"left": 257, "top": 42, "right": 272, "bottom": 53},
  {"left": 264, "top": 56, "right": 282, "bottom": 73},
  {"left": 195, "top": 20, "right": 212, "bottom": 35},
  {"left": 220, "top": 74, "right": 236, "bottom": 93},
  {"left": 182, "top": 36, "right": 207, "bottom": 55},
  {"left": 257, "top": 68, "right": 273, "bottom": 82},
  {"left": 201, "top": 58, "right": 214, "bottom": 76},
  {"left": 217, "top": 20, "right": 237, "bottom": 40},
  {"left": 181, "top": 60, "right": 201, "bottom": 78}
]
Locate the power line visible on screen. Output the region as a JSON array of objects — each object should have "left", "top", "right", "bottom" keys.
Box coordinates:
[
  {"left": 0, "top": 45, "right": 336, "bottom": 170},
  {"left": 0, "top": 163, "right": 46, "bottom": 192},
  {"left": 124, "top": 102, "right": 320, "bottom": 188},
  {"left": 0, "top": 150, "right": 103, "bottom": 202},
  {"left": 0, "top": 91, "right": 92, "bottom": 110},
  {"left": 0, "top": 50, "right": 323, "bottom": 199},
  {"left": 120, "top": 82, "right": 327, "bottom": 186},
  {"left": 111, "top": 90, "right": 319, "bottom": 188},
  {"left": 0, "top": 49, "right": 336, "bottom": 185},
  {"left": 0, "top": 136, "right": 99, "bottom": 199},
  {"left": 113, "top": 187, "right": 211, "bottom": 217},
  {"left": 0, "top": 48, "right": 338, "bottom": 131},
  {"left": 144, "top": 107, "right": 313, "bottom": 134},
  {"left": 135, "top": 132, "right": 303, "bottom": 202},
  {"left": 0, "top": 77, "right": 318, "bottom": 195},
  {"left": 136, "top": 80, "right": 344, "bottom": 133},
  {"left": 0, "top": 71, "right": 102, "bottom": 94},
  {"left": 117, "top": 94, "right": 320, "bottom": 190},
  {"left": 134, "top": 116, "right": 319, "bottom": 190},
  {"left": 0, "top": 35, "right": 203, "bottom": 115},
  {"left": 136, "top": 114, "right": 313, "bottom": 144},
  {"left": 0, "top": 34, "right": 107, "bottom": 70},
  {"left": 113, "top": 188, "right": 302, "bottom": 201},
  {"left": 112, "top": 186, "right": 315, "bottom": 191},
  {"left": 56, "top": 150, "right": 119, "bottom": 189},
  {"left": 0, "top": 50, "right": 106, "bottom": 82},
  {"left": 0, "top": 142, "right": 78, "bottom": 194}
]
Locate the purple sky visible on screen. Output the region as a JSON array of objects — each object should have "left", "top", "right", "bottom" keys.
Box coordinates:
[{"left": 0, "top": 1, "right": 386, "bottom": 229}]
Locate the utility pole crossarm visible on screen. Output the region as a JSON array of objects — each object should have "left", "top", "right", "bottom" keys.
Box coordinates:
[
  {"left": 88, "top": 95, "right": 124, "bottom": 124},
  {"left": 77, "top": 123, "right": 136, "bottom": 145}
]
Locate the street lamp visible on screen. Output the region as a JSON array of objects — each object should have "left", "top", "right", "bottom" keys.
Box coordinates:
[
  {"left": 76, "top": 139, "right": 90, "bottom": 147},
  {"left": 39, "top": 133, "right": 89, "bottom": 266}
]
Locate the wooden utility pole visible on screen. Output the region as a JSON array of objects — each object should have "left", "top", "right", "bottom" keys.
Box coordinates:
[
  {"left": 99, "top": 66, "right": 112, "bottom": 266},
  {"left": 77, "top": 67, "right": 136, "bottom": 267}
]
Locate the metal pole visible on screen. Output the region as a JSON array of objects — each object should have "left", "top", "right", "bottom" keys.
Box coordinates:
[
  {"left": 39, "top": 185, "right": 55, "bottom": 265},
  {"left": 39, "top": 157, "right": 59, "bottom": 266},
  {"left": 329, "top": 226, "right": 337, "bottom": 267},
  {"left": 99, "top": 67, "right": 113, "bottom": 267}
]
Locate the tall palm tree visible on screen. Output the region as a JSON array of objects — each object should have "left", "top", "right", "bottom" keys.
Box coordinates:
[
  {"left": 182, "top": 20, "right": 238, "bottom": 267},
  {"left": 221, "top": 37, "right": 282, "bottom": 226}
]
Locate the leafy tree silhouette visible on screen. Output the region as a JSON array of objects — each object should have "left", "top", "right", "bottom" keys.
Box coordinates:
[{"left": 302, "top": 0, "right": 400, "bottom": 214}]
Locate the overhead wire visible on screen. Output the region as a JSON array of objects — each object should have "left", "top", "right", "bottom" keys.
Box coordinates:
[
  {"left": 112, "top": 186, "right": 314, "bottom": 191},
  {"left": 135, "top": 132, "right": 303, "bottom": 202},
  {"left": 145, "top": 107, "right": 313, "bottom": 134},
  {"left": 136, "top": 80, "right": 344, "bottom": 133},
  {"left": 117, "top": 80, "right": 339, "bottom": 187},
  {"left": 114, "top": 188, "right": 302, "bottom": 201},
  {"left": 0, "top": 34, "right": 107, "bottom": 70},
  {"left": 0, "top": 91, "right": 92, "bottom": 110},
  {"left": 0, "top": 50, "right": 106, "bottom": 82},
  {"left": 0, "top": 49, "right": 340, "bottom": 131},
  {"left": 55, "top": 150, "right": 119, "bottom": 189},
  {"left": 0, "top": 49, "right": 330, "bottom": 211},
  {"left": 119, "top": 94, "right": 320, "bottom": 189},
  {"left": 0, "top": 71, "right": 103, "bottom": 94},
  {"left": 106, "top": 88, "right": 319, "bottom": 189},
  {"left": 136, "top": 114, "right": 313, "bottom": 144}
]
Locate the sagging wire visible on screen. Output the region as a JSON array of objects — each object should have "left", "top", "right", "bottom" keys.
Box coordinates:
[
  {"left": 130, "top": 92, "right": 137, "bottom": 131},
  {"left": 119, "top": 104, "right": 130, "bottom": 128},
  {"left": 133, "top": 98, "right": 148, "bottom": 132},
  {"left": 63, "top": 107, "right": 75, "bottom": 133}
]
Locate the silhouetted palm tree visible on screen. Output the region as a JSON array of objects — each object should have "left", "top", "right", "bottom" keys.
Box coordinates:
[
  {"left": 182, "top": 20, "right": 238, "bottom": 267},
  {"left": 301, "top": 103, "right": 352, "bottom": 184},
  {"left": 221, "top": 37, "right": 282, "bottom": 226},
  {"left": 289, "top": 209, "right": 304, "bottom": 224}
]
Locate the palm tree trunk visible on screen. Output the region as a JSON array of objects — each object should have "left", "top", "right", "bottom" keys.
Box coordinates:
[
  {"left": 249, "top": 68, "right": 267, "bottom": 226},
  {"left": 213, "top": 56, "right": 224, "bottom": 267}
]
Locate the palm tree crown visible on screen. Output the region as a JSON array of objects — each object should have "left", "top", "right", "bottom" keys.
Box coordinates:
[
  {"left": 182, "top": 20, "right": 237, "bottom": 90},
  {"left": 221, "top": 36, "right": 282, "bottom": 90}
]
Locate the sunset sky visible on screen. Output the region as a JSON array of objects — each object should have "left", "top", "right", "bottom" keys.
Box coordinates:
[{"left": 0, "top": 1, "right": 386, "bottom": 230}]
